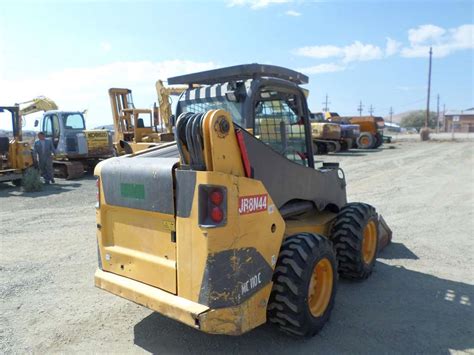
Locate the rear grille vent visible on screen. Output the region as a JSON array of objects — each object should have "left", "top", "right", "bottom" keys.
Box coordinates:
[{"left": 66, "top": 137, "right": 77, "bottom": 152}]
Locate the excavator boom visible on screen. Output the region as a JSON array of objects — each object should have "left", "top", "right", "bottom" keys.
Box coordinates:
[
  {"left": 18, "top": 96, "right": 58, "bottom": 116},
  {"left": 155, "top": 80, "right": 186, "bottom": 133}
]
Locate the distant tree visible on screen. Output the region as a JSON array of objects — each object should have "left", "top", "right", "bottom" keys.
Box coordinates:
[{"left": 400, "top": 110, "right": 437, "bottom": 130}]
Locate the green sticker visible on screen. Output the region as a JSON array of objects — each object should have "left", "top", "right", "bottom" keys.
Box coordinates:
[{"left": 120, "top": 183, "right": 145, "bottom": 200}]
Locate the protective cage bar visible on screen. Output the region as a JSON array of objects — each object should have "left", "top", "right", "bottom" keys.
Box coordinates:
[
  {"left": 254, "top": 100, "right": 308, "bottom": 166},
  {"left": 168, "top": 64, "right": 309, "bottom": 86}
]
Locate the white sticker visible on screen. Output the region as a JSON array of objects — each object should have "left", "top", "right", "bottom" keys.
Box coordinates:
[
  {"left": 268, "top": 204, "right": 275, "bottom": 214},
  {"left": 241, "top": 272, "right": 262, "bottom": 296},
  {"left": 105, "top": 253, "right": 111, "bottom": 261}
]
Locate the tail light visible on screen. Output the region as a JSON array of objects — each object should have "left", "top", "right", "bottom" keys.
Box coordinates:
[
  {"left": 199, "top": 185, "right": 227, "bottom": 227},
  {"left": 95, "top": 177, "right": 100, "bottom": 208}
]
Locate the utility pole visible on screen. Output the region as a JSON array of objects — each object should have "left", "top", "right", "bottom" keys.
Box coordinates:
[
  {"left": 389, "top": 107, "right": 394, "bottom": 123},
  {"left": 322, "top": 94, "right": 330, "bottom": 112},
  {"left": 425, "top": 46, "right": 433, "bottom": 128},
  {"left": 436, "top": 94, "right": 440, "bottom": 133},
  {"left": 357, "top": 101, "right": 364, "bottom": 116},
  {"left": 368, "top": 105, "right": 374, "bottom": 116},
  {"left": 443, "top": 104, "right": 446, "bottom": 132}
]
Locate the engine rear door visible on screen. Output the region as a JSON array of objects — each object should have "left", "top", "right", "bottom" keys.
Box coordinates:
[
  {"left": 98, "top": 154, "right": 179, "bottom": 293},
  {"left": 85, "top": 130, "right": 111, "bottom": 156}
]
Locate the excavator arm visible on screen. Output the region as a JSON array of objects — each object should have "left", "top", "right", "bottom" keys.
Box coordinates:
[
  {"left": 18, "top": 96, "right": 58, "bottom": 116},
  {"left": 155, "top": 80, "right": 186, "bottom": 133}
]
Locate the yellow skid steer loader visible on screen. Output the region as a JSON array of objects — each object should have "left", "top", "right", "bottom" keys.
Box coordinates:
[{"left": 94, "top": 64, "right": 391, "bottom": 337}]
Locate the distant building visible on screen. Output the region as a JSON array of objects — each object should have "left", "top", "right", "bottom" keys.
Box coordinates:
[
  {"left": 444, "top": 108, "right": 474, "bottom": 133},
  {"left": 384, "top": 122, "right": 401, "bottom": 133}
]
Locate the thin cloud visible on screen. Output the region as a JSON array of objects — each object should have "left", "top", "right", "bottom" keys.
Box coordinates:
[
  {"left": 408, "top": 24, "right": 446, "bottom": 44},
  {"left": 298, "top": 63, "right": 346, "bottom": 74},
  {"left": 295, "top": 41, "right": 383, "bottom": 63},
  {"left": 285, "top": 10, "right": 301, "bottom": 16},
  {"left": 228, "top": 0, "right": 291, "bottom": 10},
  {"left": 385, "top": 37, "right": 402, "bottom": 57},
  {"left": 100, "top": 42, "right": 112, "bottom": 53},
  {"left": 401, "top": 24, "right": 474, "bottom": 58},
  {"left": 0, "top": 60, "right": 217, "bottom": 129},
  {"left": 294, "top": 23, "right": 473, "bottom": 77}
]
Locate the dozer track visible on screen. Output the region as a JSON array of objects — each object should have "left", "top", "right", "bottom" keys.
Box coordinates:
[{"left": 53, "top": 160, "right": 85, "bottom": 180}]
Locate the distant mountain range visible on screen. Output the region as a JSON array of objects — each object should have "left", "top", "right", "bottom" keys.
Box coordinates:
[{"left": 0, "top": 129, "right": 36, "bottom": 138}]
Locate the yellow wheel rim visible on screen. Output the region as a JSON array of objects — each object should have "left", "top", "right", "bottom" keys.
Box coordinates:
[
  {"left": 362, "top": 220, "right": 377, "bottom": 264},
  {"left": 308, "top": 258, "right": 333, "bottom": 317},
  {"left": 360, "top": 136, "right": 370, "bottom": 146}
]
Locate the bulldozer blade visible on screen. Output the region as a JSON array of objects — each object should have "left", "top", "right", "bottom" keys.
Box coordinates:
[
  {"left": 53, "top": 161, "right": 85, "bottom": 180},
  {"left": 65, "top": 161, "right": 85, "bottom": 180},
  {"left": 378, "top": 215, "right": 392, "bottom": 251}
]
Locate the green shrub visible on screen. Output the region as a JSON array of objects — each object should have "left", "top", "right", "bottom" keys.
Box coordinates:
[
  {"left": 400, "top": 110, "right": 437, "bottom": 130},
  {"left": 22, "top": 168, "right": 43, "bottom": 192}
]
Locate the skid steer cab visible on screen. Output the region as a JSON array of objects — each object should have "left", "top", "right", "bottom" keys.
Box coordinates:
[{"left": 94, "top": 64, "right": 392, "bottom": 337}]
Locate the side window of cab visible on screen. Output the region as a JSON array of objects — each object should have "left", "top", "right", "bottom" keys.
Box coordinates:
[{"left": 254, "top": 91, "right": 308, "bottom": 166}]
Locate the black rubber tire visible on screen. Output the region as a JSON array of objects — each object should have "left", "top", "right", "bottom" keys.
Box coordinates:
[
  {"left": 312, "top": 142, "right": 320, "bottom": 155},
  {"left": 12, "top": 179, "right": 22, "bottom": 187},
  {"left": 331, "top": 203, "right": 379, "bottom": 280},
  {"left": 327, "top": 141, "right": 341, "bottom": 153},
  {"left": 374, "top": 132, "right": 383, "bottom": 148},
  {"left": 313, "top": 142, "right": 328, "bottom": 155},
  {"left": 356, "top": 132, "right": 375, "bottom": 149},
  {"left": 267, "top": 233, "right": 337, "bottom": 337},
  {"left": 340, "top": 140, "right": 349, "bottom": 151}
]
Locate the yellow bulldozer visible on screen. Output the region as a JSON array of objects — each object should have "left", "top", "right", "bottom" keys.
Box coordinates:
[
  {"left": 108, "top": 80, "right": 186, "bottom": 155},
  {"left": 94, "top": 64, "right": 392, "bottom": 337}
]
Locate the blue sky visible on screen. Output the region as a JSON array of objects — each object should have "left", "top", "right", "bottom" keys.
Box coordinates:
[{"left": 0, "top": 0, "right": 473, "bottom": 130}]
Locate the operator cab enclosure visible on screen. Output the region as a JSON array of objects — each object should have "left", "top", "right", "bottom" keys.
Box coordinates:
[
  {"left": 41, "top": 110, "right": 88, "bottom": 157},
  {"left": 172, "top": 63, "right": 315, "bottom": 167}
]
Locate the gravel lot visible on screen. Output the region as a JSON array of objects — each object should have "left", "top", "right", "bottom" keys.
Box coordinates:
[{"left": 1, "top": 140, "right": 473, "bottom": 354}]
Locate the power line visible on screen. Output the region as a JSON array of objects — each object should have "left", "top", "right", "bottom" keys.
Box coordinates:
[
  {"left": 436, "top": 94, "right": 440, "bottom": 133},
  {"left": 357, "top": 101, "right": 364, "bottom": 116},
  {"left": 368, "top": 105, "right": 374, "bottom": 116},
  {"left": 425, "top": 46, "right": 433, "bottom": 128},
  {"left": 322, "top": 94, "right": 330, "bottom": 112}
]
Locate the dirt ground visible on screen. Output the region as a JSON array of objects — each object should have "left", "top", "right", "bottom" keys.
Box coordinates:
[{"left": 1, "top": 140, "right": 473, "bottom": 354}]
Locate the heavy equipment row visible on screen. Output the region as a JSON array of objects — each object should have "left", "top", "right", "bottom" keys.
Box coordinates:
[
  {"left": 108, "top": 80, "right": 186, "bottom": 155},
  {"left": 1, "top": 97, "right": 115, "bottom": 180}
]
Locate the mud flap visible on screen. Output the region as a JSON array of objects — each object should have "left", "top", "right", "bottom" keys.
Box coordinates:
[{"left": 377, "top": 215, "right": 392, "bottom": 251}]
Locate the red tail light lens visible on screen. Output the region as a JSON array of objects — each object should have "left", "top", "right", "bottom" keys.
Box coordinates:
[
  {"left": 199, "top": 185, "right": 227, "bottom": 227},
  {"left": 210, "top": 190, "right": 224, "bottom": 205},
  {"left": 211, "top": 206, "right": 224, "bottom": 223}
]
